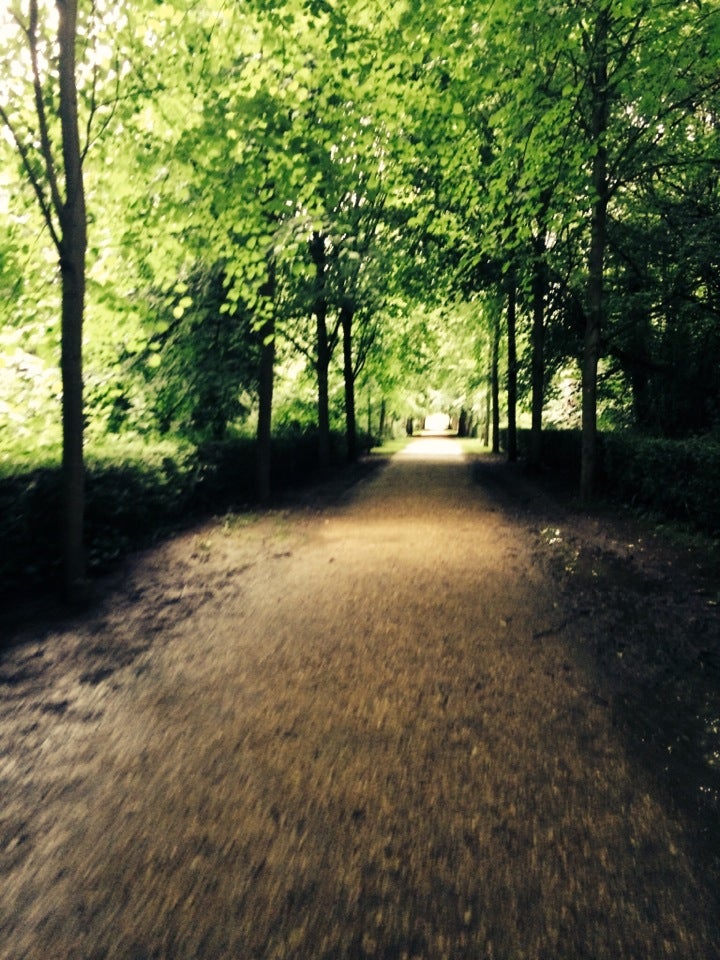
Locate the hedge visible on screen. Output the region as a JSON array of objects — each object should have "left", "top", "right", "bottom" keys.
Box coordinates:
[
  {"left": 0, "top": 428, "right": 375, "bottom": 603},
  {"left": 502, "top": 428, "right": 720, "bottom": 534}
]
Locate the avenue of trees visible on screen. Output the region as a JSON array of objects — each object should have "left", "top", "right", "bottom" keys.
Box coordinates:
[{"left": 1, "top": 0, "right": 719, "bottom": 596}]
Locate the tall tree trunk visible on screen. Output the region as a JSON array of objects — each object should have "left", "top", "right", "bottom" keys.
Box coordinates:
[
  {"left": 256, "top": 321, "right": 275, "bottom": 502},
  {"left": 581, "top": 7, "right": 610, "bottom": 502},
  {"left": 340, "top": 301, "right": 357, "bottom": 463},
  {"left": 316, "top": 333, "right": 331, "bottom": 468},
  {"left": 310, "top": 231, "right": 331, "bottom": 471},
  {"left": 482, "top": 385, "right": 490, "bottom": 447},
  {"left": 491, "top": 314, "right": 500, "bottom": 455},
  {"left": 256, "top": 260, "right": 276, "bottom": 503},
  {"left": 529, "top": 237, "right": 547, "bottom": 471},
  {"left": 506, "top": 276, "right": 517, "bottom": 462},
  {"left": 57, "top": 0, "right": 86, "bottom": 601},
  {"left": 378, "top": 397, "right": 386, "bottom": 440},
  {"left": 458, "top": 407, "right": 468, "bottom": 438},
  {"left": 59, "top": 242, "right": 85, "bottom": 600}
]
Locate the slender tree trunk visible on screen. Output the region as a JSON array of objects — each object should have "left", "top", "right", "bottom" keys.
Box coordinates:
[
  {"left": 582, "top": 199, "right": 605, "bottom": 500},
  {"left": 57, "top": 0, "right": 86, "bottom": 601},
  {"left": 491, "top": 314, "right": 500, "bottom": 455},
  {"left": 529, "top": 238, "right": 546, "bottom": 471},
  {"left": 458, "top": 407, "right": 468, "bottom": 438},
  {"left": 581, "top": 7, "right": 610, "bottom": 502},
  {"left": 59, "top": 242, "right": 85, "bottom": 600},
  {"left": 256, "top": 322, "right": 275, "bottom": 501},
  {"left": 340, "top": 302, "right": 357, "bottom": 463},
  {"left": 378, "top": 397, "right": 386, "bottom": 440},
  {"left": 482, "top": 385, "right": 490, "bottom": 447},
  {"left": 316, "top": 336, "right": 331, "bottom": 467},
  {"left": 256, "top": 260, "right": 276, "bottom": 503},
  {"left": 506, "top": 276, "right": 517, "bottom": 462},
  {"left": 310, "top": 231, "right": 331, "bottom": 470},
  {"left": 629, "top": 353, "right": 653, "bottom": 430}
]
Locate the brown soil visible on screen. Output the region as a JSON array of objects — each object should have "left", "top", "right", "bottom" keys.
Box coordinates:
[{"left": 1, "top": 436, "right": 719, "bottom": 960}]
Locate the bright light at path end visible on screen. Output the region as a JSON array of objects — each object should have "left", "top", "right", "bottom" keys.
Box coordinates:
[
  {"left": 400, "top": 437, "right": 464, "bottom": 458},
  {"left": 424, "top": 412, "right": 451, "bottom": 432}
]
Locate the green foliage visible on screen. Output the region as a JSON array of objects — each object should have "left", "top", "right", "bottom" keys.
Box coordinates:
[
  {"left": 0, "top": 334, "right": 62, "bottom": 460},
  {"left": 508, "top": 429, "right": 720, "bottom": 535},
  {"left": 605, "top": 174, "right": 720, "bottom": 436},
  {"left": 137, "top": 266, "right": 261, "bottom": 440},
  {"left": 601, "top": 434, "right": 720, "bottom": 534}
]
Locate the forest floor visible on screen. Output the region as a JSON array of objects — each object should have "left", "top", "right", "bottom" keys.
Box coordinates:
[{"left": 1, "top": 435, "right": 719, "bottom": 960}]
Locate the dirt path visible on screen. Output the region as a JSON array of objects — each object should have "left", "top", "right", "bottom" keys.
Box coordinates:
[{"left": 1, "top": 437, "right": 718, "bottom": 959}]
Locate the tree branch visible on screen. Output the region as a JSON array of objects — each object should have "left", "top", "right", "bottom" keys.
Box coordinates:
[
  {"left": 26, "top": 0, "right": 65, "bottom": 223},
  {"left": 0, "top": 102, "right": 62, "bottom": 250}
]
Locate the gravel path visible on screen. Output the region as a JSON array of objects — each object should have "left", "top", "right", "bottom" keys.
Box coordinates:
[{"left": 1, "top": 436, "right": 718, "bottom": 959}]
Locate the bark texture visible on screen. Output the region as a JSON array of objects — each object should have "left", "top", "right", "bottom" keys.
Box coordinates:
[{"left": 57, "top": 0, "right": 87, "bottom": 600}]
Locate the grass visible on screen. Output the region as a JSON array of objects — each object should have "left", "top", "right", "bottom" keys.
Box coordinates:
[
  {"left": 370, "top": 437, "right": 413, "bottom": 456},
  {"left": 458, "top": 437, "right": 490, "bottom": 456}
]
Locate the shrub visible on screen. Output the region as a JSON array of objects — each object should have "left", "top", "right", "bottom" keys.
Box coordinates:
[
  {"left": 600, "top": 433, "right": 720, "bottom": 533},
  {"left": 503, "top": 428, "right": 720, "bottom": 534},
  {"left": 0, "top": 427, "right": 375, "bottom": 602}
]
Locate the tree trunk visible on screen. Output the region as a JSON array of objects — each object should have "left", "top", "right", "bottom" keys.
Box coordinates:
[
  {"left": 57, "top": 0, "right": 87, "bottom": 601},
  {"left": 582, "top": 200, "right": 605, "bottom": 500},
  {"left": 581, "top": 7, "right": 610, "bottom": 502},
  {"left": 256, "top": 261, "right": 276, "bottom": 503},
  {"left": 59, "top": 243, "right": 85, "bottom": 600},
  {"left": 506, "top": 277, "right": 517, "bottom": 462},
  {"left": 310, "top": 231, "right": 331, "bottom": 471},
  {"left": 340, "top": 302, "right": 357, "bottom": 463},
  {"left": 316, "top": 339, "right": 331, "bottom": 468},
  {"left": 482, "top": 384, "right": 490, "bottom": 447},
  {"left": 529, "top": 238, "right": 546, "bottom": 471},
  {"left": 458, "top": 407, "right": 468, "bottom": 438},
  {"left": 629, "top": 356, "right": 653, "bottom": 430},
  {"left": 491, "top": 314, "right": 500, "bottom": 455},
  {"left": 256, "top": 323, "right": 275, "bottom": 502},
  {"left": 378, "top": 397, "right": 386, "bottom": 440}
]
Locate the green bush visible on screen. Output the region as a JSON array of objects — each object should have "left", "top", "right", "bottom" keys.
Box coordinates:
[
  {"left": 600, "top": 433, "right": 720, "bottom": 533},
  {"left": 0, "top": 427, "right": 376, "bottom": 602},
  {"left": 0, "top": 445, "right": 199, "bottom": 601},
  {"left": 83, "top": 454, "right": 198, "bottom": 570},
  {"left": 504, "top": 428, "right": 720, "bottom": 534}
]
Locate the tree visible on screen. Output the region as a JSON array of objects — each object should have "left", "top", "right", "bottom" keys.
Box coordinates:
[
  {"left": 579, "top": 4, "right": 611, "bottom": 500},
  {"left": 336, "top": 191, "right": 387, "bottom": 461},
  {"left": 256, "top": 257, "right": 277, "bottom": 502},
  {"left": 505, "top": 273, "right": 518, "bottom": 462},
  {"left": 1, "top": 0, "right": 91, "bottom": 598}
]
